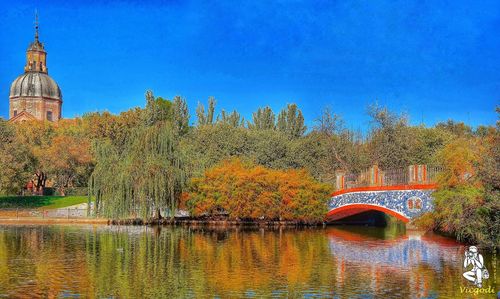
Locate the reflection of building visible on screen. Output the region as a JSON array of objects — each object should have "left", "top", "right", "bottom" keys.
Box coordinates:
[{"left": 9, "top": 14, "right": 62, "bottom": 122}]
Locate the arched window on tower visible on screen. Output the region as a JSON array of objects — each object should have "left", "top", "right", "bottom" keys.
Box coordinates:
[{"left": 46, "top": 111, "right": 53, "bottom": 121}]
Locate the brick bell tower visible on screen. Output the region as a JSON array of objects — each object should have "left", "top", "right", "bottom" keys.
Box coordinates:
[{"left": 9, "top": 11, "right": 63, "bottom": 122}]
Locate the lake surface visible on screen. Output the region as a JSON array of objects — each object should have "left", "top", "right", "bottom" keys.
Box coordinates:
[{"left": 0, "top": 225, "right": 497, "bottom": 298}]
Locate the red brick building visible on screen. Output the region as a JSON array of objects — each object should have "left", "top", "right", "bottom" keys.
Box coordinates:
[{"left": 9, "top": 14, "right": 62, "bottom": 123}]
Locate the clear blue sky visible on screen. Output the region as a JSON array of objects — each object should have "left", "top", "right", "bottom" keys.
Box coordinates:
[{"left": 1, "top": 0, "right": 499, "bottom": 129}]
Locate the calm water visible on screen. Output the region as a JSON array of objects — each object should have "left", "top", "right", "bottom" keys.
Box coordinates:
[{"left": 0, "top": 225, "right": 497, "bottom": 298}]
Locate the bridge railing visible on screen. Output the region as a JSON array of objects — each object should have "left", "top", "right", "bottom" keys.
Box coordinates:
[
  {"left": 425, "top": 166, "right": 442, "bottom": 183},
  {"left": 336, "top": 165, "right": 442, "bottom": 191}
]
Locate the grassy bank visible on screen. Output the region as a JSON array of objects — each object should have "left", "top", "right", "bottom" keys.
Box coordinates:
[{"left": 0, "top": 196, "right": 89, "bottom": 209}]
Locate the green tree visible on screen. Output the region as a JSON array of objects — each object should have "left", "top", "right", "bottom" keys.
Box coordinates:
[
  {"left": 305, "top": 108, "right": 370, "bottom": 182},
  {"left": 276, "top": 104, "right": 306, "bottom": 138},
  {"left": 367, "top": 104, "right": 415, "bottom": 169},
  {"left": 0, "top": 118, "right": 14, "bottom": 144},
  {"left": 217, "top": 110, "right": 245, "bottom": 127},
  {"left": 89, "top": 94, "right": 187, "bottom": 220},
  {"left": 436, "top": 120, "right": 473, "bottom": 137},
  {"left": 144, "top": 91, "right": 172, "bottom": 125},
  {"left": 0, "top": 119, "right": 35, "bottom": 194},
  {"left": 196, "top": 97, "right": 216, "bottom": 126},
  {"left": 247, "top": 129, "right": 292, "bottom": 169},
  {"left": 182, "top": 124, "right": 250, "bottom": 176},
  {"left": 416, "top": 128, "right": 499, "bottom": 247},
  {"left": 409, "top": 126, "right": 451, "bottom": 165},
  {"left": 172, "top": 96, "right": 190, "bottom": 135},
  {"left": 249, "top": 106, "right": 275, "bottom": 130}
]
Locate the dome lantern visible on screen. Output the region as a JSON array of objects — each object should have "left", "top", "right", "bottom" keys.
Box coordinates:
[{"left": 24, "top": 11, "right": 48, "bottom": 74}]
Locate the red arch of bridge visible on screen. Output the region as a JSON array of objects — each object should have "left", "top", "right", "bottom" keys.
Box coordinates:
[{"left": 325, "top": 203, "right": 410, "bottom": 223}]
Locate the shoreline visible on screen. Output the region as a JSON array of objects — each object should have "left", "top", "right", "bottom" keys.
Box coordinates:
[
  {"left": 111, "top": 218, "right": 325, "bottom": 227},
  {"left": 0, "top": 217, "right": 325, "bottom": 227},
  {"left": 0, "top": 217, "right": 424, "bottom": 230}
]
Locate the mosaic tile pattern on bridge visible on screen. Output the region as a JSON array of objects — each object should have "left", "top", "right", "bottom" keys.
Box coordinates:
[{"left": 328, "top": 189, "right": 434, "bottom": 219}]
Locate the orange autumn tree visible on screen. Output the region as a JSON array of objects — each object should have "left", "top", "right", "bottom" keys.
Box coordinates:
[
  {"left": 39, "top": 135, "right": 93, "bottom": 196},
  {"left": 183, "top": 158, "right": 333, "bottom": 222},
  {"left": 435, "top": 138, "right": 481, "bottom": 188}
]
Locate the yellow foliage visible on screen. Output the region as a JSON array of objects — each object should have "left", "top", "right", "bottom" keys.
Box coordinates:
[
  {"left": 436, "top": 138, "right": 482, "bottom": 188},
  {"left": 184, "top": 158, "right": 333, "bottom": 222}
]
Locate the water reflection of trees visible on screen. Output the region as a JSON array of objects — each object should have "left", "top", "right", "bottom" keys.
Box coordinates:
[
  {"left": 84, "top": 227, "right": 339, "bottom": 297},
  {"left": 0, "top": 226, "right": 471, "bottom": 298}
]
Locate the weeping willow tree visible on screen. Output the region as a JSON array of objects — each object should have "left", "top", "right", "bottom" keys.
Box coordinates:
[{"left": 89, "top": 91, "right": 187, "bottom": 220}]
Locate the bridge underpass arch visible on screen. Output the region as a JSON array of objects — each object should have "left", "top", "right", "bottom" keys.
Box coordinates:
[{"left": 326, "top": 203, "right": 410, "bottom": 223}]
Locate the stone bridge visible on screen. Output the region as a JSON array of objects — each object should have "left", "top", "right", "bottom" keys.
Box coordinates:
[{"left": 326, "top": 165, "right": 439, "bottom": 223}]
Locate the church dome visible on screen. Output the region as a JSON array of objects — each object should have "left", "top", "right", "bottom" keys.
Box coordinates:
[{"left": 9, "top": 71, "right": 62, "bottom": 101}]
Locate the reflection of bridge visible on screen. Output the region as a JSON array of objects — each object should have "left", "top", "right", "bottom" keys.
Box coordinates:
[
  {"left": 327, "top": 228, "right": 461, "bottom": 269},
  {"left": 328, "top": 228, "right": 463, "bottom": 299},
  {"left": 327, "top": 165, "right": 439, "bottom": 223}
]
